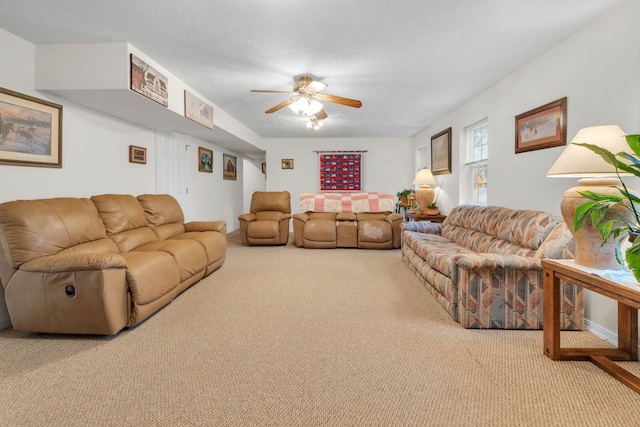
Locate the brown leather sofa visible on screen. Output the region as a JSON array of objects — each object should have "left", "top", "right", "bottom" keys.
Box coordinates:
[
  {"left": 293, "top": 212, "right": 403, "bottom": 249},
  {"left": 0, "top": 194, "right": 226, "bottom": 335},
  {"left": 238, "top": 191, "right": 291, "bottom": 245}
]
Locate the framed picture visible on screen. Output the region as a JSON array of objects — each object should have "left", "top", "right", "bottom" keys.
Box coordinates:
[
  {"left": 198, "top": 146, "right": 213, "bottom": 173},
  {"left": 282, "top": 159, "right": 294, "bottom": 170},
  {"left": 515, "top": 97, "right": 567, "bottom": 154},
  {"left": 0, "top": 87, "right": 62, "bottom": 168},
  {"left": 261, "top": 162, "right": 266, "bottom": 173},
  {"left": 184, "top": 90, "right": 214, "bottom": 129},
  {"left": 130, "top": 54, "right": 169, "bottom": 107},
  {"left": 129, "top": 145, "right": 147, "bottom": 164},
  {"left": 223, "top": 153, "right": 237, "bottom": 180},
  {"left": 430, "top": 127, "right": 452, "bottom": 175}
]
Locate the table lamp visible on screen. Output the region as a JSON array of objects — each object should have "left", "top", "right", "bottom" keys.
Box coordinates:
[
  {"left": 546, "top": 125, "right": 630, "bottom": 269},
  {"left": 412, "top": 168, "right": 438, "bottom": 214}
]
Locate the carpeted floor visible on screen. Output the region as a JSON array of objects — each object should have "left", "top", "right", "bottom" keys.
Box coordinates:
[{"left": 1, "top": 231, "right": 640, "bottom": 426}]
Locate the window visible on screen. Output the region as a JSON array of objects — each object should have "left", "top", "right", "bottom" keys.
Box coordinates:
[{"left": 465, "top": 119, "right": 488, "bottom": 204}]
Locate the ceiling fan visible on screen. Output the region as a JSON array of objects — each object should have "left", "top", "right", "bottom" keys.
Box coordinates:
[{"left": 250, "top": 76, "right": 362, "bottom": 121}]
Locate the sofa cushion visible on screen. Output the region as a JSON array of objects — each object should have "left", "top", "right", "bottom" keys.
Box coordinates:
[
  {"left": 250, "top": 191, "right": 291, "bottom": 214},
  {"left": 137, "top": 194, "right": 187, "bottom": 240},
  {"left": 0, "top": 198, "right": 108, "bottom": 268},
  {"left": 304, "top": 219, "right": 337, "bottom": 243},
  {"left": 255, "top": 211, "right": 286, "bottom": 221},
  {"left": 92, "top": 194, "right": 158, "bottom": 252}
]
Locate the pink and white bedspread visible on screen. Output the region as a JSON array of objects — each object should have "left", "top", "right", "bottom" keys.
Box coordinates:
[{"left": 299, "top": 192, "right": 395, "bottom": 213}]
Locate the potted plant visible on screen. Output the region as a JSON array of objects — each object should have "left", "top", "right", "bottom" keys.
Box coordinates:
[
  {"left": 426, "top": 182, "right": 442, "bottom": 215},
  {"left": 572, "top": 134, "right": 640, "bottom": 279},
  {"left": 396, "top": 189, "right": 414, "bottom": 206}
]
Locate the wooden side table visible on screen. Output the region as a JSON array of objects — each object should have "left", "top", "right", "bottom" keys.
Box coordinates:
[
  {"left": 542, "top": 259, "right": 640, "bottom": 394},
  {"left": 406, "top": 210, "right": 447, "bottom": 223}
]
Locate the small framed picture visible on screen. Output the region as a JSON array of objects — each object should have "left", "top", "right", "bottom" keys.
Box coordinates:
[
  {"left": 261, "top": 162, "right": 266, "bottom": 173},
  {"left": 198, "top": 146, "right": 213, "bottom": 173},
  {"left": 282, "top": 159, "right": 294, "bottom": 169},
  {"left": 515, "top": 97, "right": 567, "bottom": 154},
  {"left": 223, "top": 153, "right": 237, "bottom": 180},
  {"left": 129, "top": 145, "right": 147, "bottom": 164}
]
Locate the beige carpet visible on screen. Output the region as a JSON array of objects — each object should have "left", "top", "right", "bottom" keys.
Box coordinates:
[{"left": 1, "top": 231, "right": 640, "bottom": 426}]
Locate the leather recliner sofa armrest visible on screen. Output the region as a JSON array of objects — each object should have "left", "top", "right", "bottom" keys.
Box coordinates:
[
  {"left": 185, "top": 220, "right": 227, "bottom": 234},
  {"left": 238, "top": 213, "right": 257, "bottom": 223},
  {"left": 386, "top": 213, "right": 404, "bottom": 222}
]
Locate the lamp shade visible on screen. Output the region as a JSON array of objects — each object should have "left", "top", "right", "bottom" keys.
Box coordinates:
[
  {"left": 412, "top": 168, "right": 438, "bottom": 186},
  {"left": 546, "top": 125, "right": 628, "bottom": 177}
]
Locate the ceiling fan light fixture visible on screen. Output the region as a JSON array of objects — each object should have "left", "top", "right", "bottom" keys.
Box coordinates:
[
  {"left": 289, "top": 98, "right": 323, "bottom": 116},
  {"left": 306, "top": 118, "right": 324, "bottom": 130}
]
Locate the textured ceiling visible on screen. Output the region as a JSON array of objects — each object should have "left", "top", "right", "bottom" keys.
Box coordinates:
[{"left": 0, "top": 0, "right": 625, "bottom": 140}]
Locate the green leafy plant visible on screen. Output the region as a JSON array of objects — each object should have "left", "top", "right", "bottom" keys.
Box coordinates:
[
  {"left": 396, "top": 189, "right": 413, "bottom": 200},
  {"left": 573, "top": 134, "right": 640, "bottom": 279}
]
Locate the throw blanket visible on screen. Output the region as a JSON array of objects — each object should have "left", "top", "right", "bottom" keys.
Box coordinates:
[{"left": 299, "top": 192, "right": 394, "bottom": 213}]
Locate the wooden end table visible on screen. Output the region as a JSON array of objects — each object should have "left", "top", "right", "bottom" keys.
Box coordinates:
[
  {"left": 406, "top": 210, "right": 447, "bottom": 223},
  {"left": 542, "top": 259, "right": 640, "bottom": 394}
]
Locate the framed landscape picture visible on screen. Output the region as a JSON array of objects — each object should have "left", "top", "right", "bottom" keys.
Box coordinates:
[
  {"left": 184, "top": 90, "right": 214, "bottom": 129},
  {"left": 430, "top": 127, "right": 452, "bottom": 175},
  {"left": 0, "top": 87, "right": 62, "bottom": 168},
  {"left": 223, "top": 153, "right": 237, "bottom": 180},
  {"left": 198, "top": 146, "right": 213, "bottom": 172},
  {"left": 129, "top": 145, "right": 147, "bottom": 164},
  {"left": 130, "top": 54, "right": 169, "bottom": 107},
  {"left": 515, "top": 97, "right": 567, "bottom": 153}
]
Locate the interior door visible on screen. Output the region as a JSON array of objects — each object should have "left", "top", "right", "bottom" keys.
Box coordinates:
[{"left": 155, "top": 132, "right": 189, "bottom": 218}]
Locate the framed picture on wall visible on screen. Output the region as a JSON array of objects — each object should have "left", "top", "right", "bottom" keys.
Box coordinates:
[
  {"left": 282, "top": 158, "right": 294, "bottom": 169},
  {"left": 184, "top": 90, "right": 214, "bottom": 129},
  {"left": 130, "top": 54, "right": 169, "bottom": 107},
  {"left": 129, "top": 145, "right": 147, "bottom": 164},
  {"left": 0, "top": 87, "right": 63, "bottom": 168},
  {"left": 223, "top": 153, "right": 237, "bottom": 180},
  {"left": 198, "top": 146, "right": 213, "bottom": 172},
  {"left": 430, "top": 127, "right": 452, "bottom": 175},
  {"left": 515, "top": 97, "right": 567, "bottom": 153}
]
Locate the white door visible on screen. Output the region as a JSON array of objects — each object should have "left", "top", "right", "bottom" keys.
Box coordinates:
[{"left": 156, "top": 132, "right": 189, "bottom": 218}]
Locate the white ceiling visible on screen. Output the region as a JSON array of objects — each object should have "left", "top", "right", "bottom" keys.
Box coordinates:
[{"left": 0, "top": 0, "right": 625, "bottom": 140}]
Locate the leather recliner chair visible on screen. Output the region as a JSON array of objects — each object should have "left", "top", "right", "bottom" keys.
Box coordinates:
[{"left": 238, "top": 191, "right": 291, "bottom": 245}]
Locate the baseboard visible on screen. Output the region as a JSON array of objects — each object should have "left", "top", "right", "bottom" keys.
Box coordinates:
[
  {"left": 584, "top": 319, "right": 617, "bottom": 347},
  {"left": 585, "top": 319, "right": 640, "bottom": 354}
]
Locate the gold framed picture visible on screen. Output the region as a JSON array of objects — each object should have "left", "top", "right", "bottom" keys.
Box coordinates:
[
  {"left": 0, "top": 87, "right": 62, "bottom": 168},
  {"left": 282, "top": 158, "right": 294, "bottom": 169}
]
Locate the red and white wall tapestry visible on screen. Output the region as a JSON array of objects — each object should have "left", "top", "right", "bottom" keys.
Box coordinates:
[{"left": 318, "top": 151, "right": 364, "bottom": 192}]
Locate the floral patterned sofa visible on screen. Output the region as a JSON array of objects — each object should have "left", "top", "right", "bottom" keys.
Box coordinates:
[{"left": 401, "top": 205, "right": 583, "bottom": 329}]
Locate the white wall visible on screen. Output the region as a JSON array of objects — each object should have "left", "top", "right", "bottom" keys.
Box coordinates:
[
  {"left": 242, "top": 158, "right": 267, "bottom": 213},
  {"left": 413, "top": 0, "right": 640, "bottom": 335},
  {"left": 262, "top": 137, "right": 414, "bottom": 214}
]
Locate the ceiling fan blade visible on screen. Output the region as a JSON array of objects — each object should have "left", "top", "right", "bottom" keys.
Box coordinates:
[
  {"left": 304, "top": 80, "right": 328, "bottom": 94},
  {"left": 317, "top": 93, "right": 362, "bottom": 108},
  {"left": 250, "top": 90, "right": 295, "bottom": 94},
  {"left": 265, "top": 97, "right": 297, "bottom": 114},
  {"left": 314, "top": 109, "right": 328, "bottom": 120}
]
